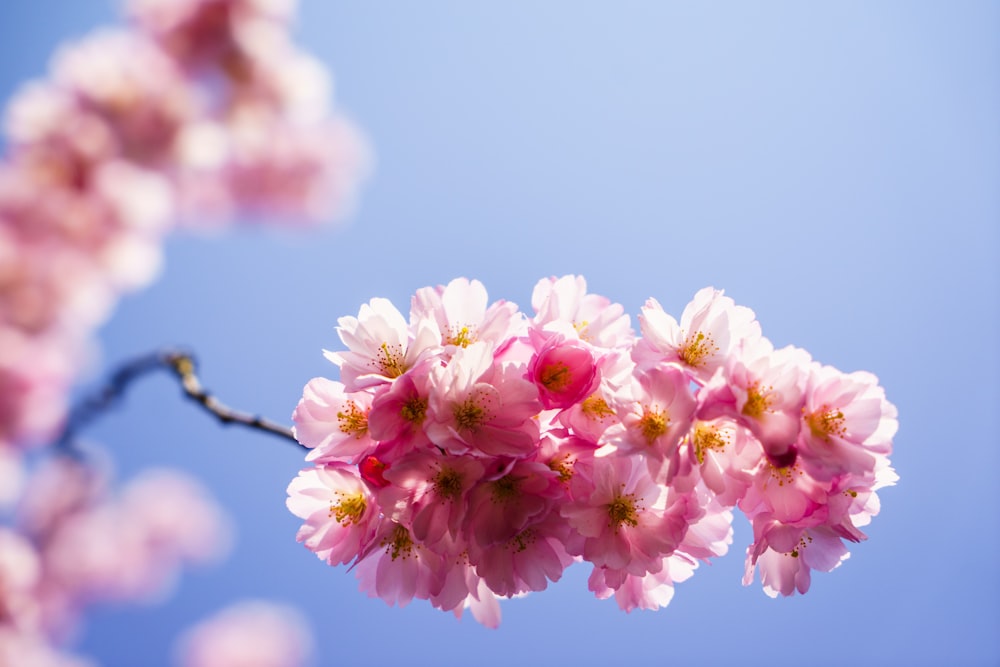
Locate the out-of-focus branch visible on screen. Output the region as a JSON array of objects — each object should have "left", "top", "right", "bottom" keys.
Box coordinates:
[{"left": 58, "top": 349, "right": 303, "bottom": 451}]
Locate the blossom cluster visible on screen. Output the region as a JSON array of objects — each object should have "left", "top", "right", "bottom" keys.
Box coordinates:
[
  {"left": 287, "top": 276, "right": 898, "bottom": 625},
  {"left": 0, "top": 457, "right": 231, "bottom": 666},
  {"left": 0, "top": 0, "right": 369, "bottom": 463}
]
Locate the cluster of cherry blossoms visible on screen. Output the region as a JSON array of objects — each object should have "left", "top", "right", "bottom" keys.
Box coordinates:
[
  {"left": 288, "top": 276, "right": 898, "bottom": 626},
  {"left": 0, "top": 0, "right": 369, "bottom": 466}
]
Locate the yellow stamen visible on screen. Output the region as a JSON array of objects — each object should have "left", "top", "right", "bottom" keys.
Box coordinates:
[
  {"left": 446, "top": 325, "right": 476, "bottom": 348},
  {"left": 400, "top": 396, "right": 427, "bottom": 424},
  {"left": 384, "top": 523, "right": 414, "bottom": 561},
  {"left": 692, "top": 422, "right": 729, "bottom": 464},
  {"left": 805, "top": 405, "right": 846, "bottom": 442},
  {"left": 742, "top": 382, "right": 774, "bottom": 419},
  {"left": 336, "top": 402, "right": 368, "bottom": 438},
  {"left": 548, "top": 454, "right": 574, "bottom": 484},
  {"left": 329, "top": 492, "right": 366, "bottom": 526},
  {"left": 606, "top": 487, "right": 640, "bottom": 532},
  {"left": 374, "top": 342, "right": 406, "bottom": 378},
  {"left": 678, "top": 330, "right": 719, "bottom": 367},
  {"left": 581, "top": 395, "right": 615, "bottom": 421},
  {"left": 454, "top": 400, "right": 487, "bottom": 432},
  {"left": 638, "top": 408, "right": 669, "bottom": 444}
]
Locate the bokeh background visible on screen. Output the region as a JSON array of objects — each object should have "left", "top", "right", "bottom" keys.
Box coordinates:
[{"left": 2, "top": 1, "right": 998, "bottom": 665}]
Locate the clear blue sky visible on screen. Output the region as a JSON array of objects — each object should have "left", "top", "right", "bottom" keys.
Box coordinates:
[{"left": 2, "top": 1, "right": 998, "bottom": 665}]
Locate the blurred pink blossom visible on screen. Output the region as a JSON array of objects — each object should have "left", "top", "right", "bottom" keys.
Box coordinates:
[{"left": 174, "top": 600, "right": 313, "bottom": 667}]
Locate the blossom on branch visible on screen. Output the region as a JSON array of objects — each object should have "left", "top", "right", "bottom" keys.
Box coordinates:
[{"left": 287, "top": 275, "right": 898, "bottom": 626}]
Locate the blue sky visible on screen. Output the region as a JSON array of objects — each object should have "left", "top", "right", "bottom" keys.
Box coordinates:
[{"left": 2, "top": 1, "right": 998, "bottom": 665}]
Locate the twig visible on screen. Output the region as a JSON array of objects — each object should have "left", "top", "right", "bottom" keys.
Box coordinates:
[{"left": 57, "top": 348, "right": 304, "bottom": 452}]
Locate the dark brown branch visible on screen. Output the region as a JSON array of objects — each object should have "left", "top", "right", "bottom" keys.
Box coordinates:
[{"left": 58, "top": 348, "right": 304, "bottom": 452}]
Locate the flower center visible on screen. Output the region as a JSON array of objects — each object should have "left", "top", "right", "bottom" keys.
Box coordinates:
[
  {"left": 765, "top": 461, "right": 803, "bottom": 487},
  {"left": 805, "top": 405, "right": 846, "bottom": 442},
  {"left": 742, "top": 382, "right": 774, "bottom": 418},
  {"left": 433, "top": 467, "right": 464, "bottom": 501},
  {"left": 384, "top": 523, "right": 415, "bottom": 561},
  {"left": 507, "top": 528, "right": 537, "bottom": 553},
  {"left": 638, "top": 407, "right": 669, "bottom": 444},
  {"left": 692, "top": 421, "right": 729, "bottom": 464},
  {"left": 606, "top": 488, "right": 639, "bottom": 532},
  {"left": 548, "top": 454, "right": 574, "bottom": 484},
  {"left": 678, "top": 330, "right": 718, "bottom": 367},
  {"left": 446, "top": 325, "right": 476, "bottom": 348},
  {"left": 329, "top": 492, "right": 366, "bottom": 526},
  {"left": 452, "top": 389, "right": 495, "bottom": 433},
  {"left": 337, "top": 402, "right": 368, "bottom": 438},
  {"left": 400, "top": 395, "right": 427, "bottom": 424},
  {"left": 454, "top": 401, "right": 486, "bottom": 432},
  {"left": 539, "top": 361, "right": 572, "bottom": 392},
  {"left": 374, "top": 341, "right": 406, "bottom": 378},
  {"left": 581, "top": 394, "right": 615, "bottom": 421},
  {"left": 491, "top": 474, "right": 520, "bottom": 503}
]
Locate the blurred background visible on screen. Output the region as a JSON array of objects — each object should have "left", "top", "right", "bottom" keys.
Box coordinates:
[{"left": 1, "top": 1, "right": 997, "bottom": 665}]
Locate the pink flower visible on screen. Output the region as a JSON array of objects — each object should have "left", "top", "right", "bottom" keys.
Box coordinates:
[
  {"left": 353, "top": 521, "right": 446, "bottom": 607},
  {"left": 633, "top": 287, "right": 761, "bottom": 383},
  {"left": 562, "top": 454, "right": 687, "bottom": 577},
  {"left": 468, "top": 506, "right": 574, "bottom": 597},
  {"left": 739, "top": 459, "right": 829, "bottom": 525},
  {"left": 286, "top": 464, "right": 378, "bottom": 567},
  {"left": 463, "top": 460, "right": 561, "bottom": 548},
  {"left": 175, "top": 600, "right": 313, "bottom": 667},
  {"left": 744, "top": 524, "right": 850, "bottom": 598},
  {"left": 531, "top": 275, "right": 633, "bottom": 350},
  {"left": 796, "top": 363, "right": 898, "bottom": 481},
  {"left": 680, "top": 419, "right": 761, "bottom": 507},
  {"left": 411, "top": 277, "right": 522, "bottom": 356},
  {"left": 527, "top": 333, "right": 601, "bottom": 410},
  {"left": 380, "top": 450, "right": 485, "bottom": 552},
  {"left": 365, "top": 363, "right": 434, "bottom": 456},
  {"left": 605, "top": 365, "right": 697, "bottom": 481},
  {"left": 325, "top": 297, "right": 438, "bottom": 392},
  {"left": 425, "top": 342, "right": 541, "bottom": 458},
  {"left": 292, "top": 377, "right": 374, "bottom": 464}
]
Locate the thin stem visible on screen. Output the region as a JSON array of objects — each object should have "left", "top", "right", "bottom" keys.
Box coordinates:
[{"left": 57, "top": 348, "right": 304, "bottom": 452}]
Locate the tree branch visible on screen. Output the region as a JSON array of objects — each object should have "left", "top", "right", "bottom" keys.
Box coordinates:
[{"left": 58, "top": 349, "right": 304, "bottom": 452}]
